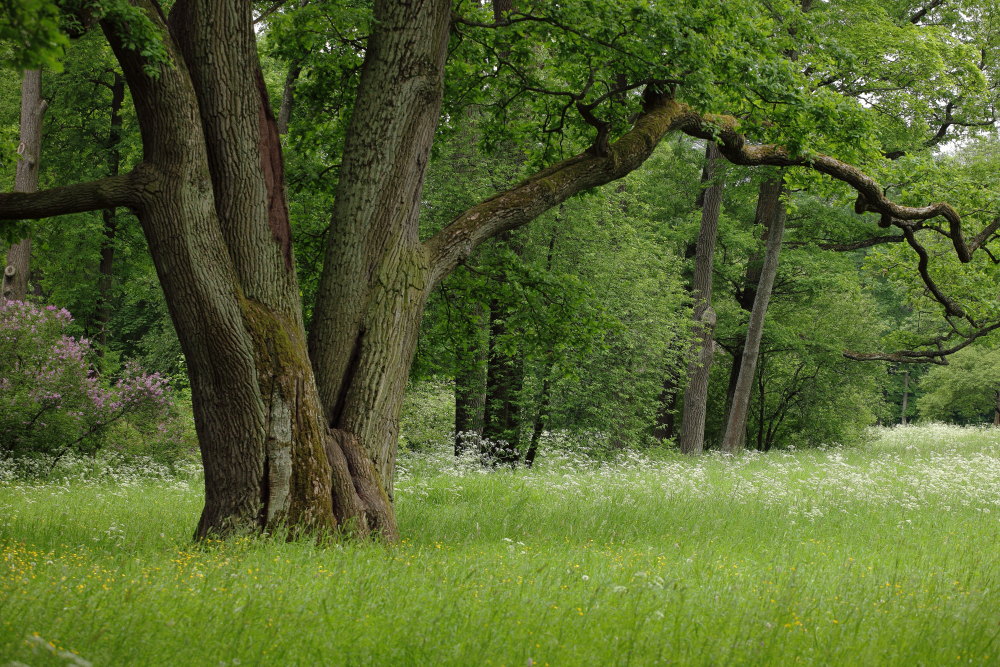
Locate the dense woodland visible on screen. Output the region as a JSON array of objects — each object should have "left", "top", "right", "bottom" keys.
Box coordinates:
[{"left": 1, "top": 0, "right": 1000, "bottom": 540}]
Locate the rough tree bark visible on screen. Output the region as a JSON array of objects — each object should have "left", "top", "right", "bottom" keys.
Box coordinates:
[
  {"left": 721, "top": 177, "right": 787, "bottom": 453},
  {"left": 677, "top": 142, "right": 724, "bottom": 455},
  {"left": 307, "top": 0, "right": 452, "bottom": 507},
  {"left": 3, "top": 70, "right": 45, "bottom": 304}
]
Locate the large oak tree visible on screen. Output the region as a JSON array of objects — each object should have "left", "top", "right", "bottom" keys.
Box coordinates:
[{"left": 0, "top": 0, "right": 993, "bottom": 538}]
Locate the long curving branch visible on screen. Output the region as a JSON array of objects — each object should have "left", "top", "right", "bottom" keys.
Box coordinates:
[
  {"left": 425, "top": 95, "right": 995, "bottom": 289},
  {"left": 845, "top": 321, "right": 1000, "bottom": 365},
  {"left": 675, "top": 115, "right": 985, "bottom": 262},
  {"left": 424, "top": 90, "right": 688, "bottom": 287}
]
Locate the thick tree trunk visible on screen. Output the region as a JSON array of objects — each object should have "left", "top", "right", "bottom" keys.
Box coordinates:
[
  {"left": 721, "top": 177, "right": 786, "bottom": 453},
  {"left": 3, "top": 70, "right": 45, "bottom": 304},
  {"left": 95, "top": 73, "right": 125, "bottom": 348},
  {"left": 99, "top": 0, "right": 344, "bottom": 539},
  {"left": 308, "top": 0, "right": 451, "bottom": 502},
  {"left": 677, "top": 142, "right": 724, "bottom": 455},
  {"left": 454, "top": 300, "right": 488, "bottom": 455}
]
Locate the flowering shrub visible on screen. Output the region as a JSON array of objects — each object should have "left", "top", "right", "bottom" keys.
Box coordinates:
[{"left": 0, "top": 301, "right": 178, "bottom": 460}]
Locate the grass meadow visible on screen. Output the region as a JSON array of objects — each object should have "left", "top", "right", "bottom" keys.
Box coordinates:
[{"left": 2, "top": 423, "right": 999, "bottom": 665}]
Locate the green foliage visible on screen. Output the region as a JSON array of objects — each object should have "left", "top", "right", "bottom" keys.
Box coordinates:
[
  {"left": 398, "top": 378, "right": 455, "bottom": 452},
  {"left": 918, "top": 343, "right": 1000, "bottom": 424},
  {"left": 0, "top": 0, "right": 68, "bottom": 70}
]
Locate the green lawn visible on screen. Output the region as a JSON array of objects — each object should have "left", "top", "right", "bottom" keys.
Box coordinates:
[{"left": 2, "top": 424, "right": 999, "bottom": 665}]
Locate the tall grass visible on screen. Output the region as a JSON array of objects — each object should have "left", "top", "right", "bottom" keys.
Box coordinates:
[{"left": 2, "top": 424, "right": 999, "bottom": 665}]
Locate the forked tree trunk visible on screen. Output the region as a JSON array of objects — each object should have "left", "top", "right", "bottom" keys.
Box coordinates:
[
  {"left": 721, "top": 177, "right": 786, "bottom": 453},
  {"left": 3, "top": 70, "right": 45, "bottom": 304},
  {"left": 677, "top": 142, "right": 724, "bottom": 455},
  {"left": 308, "top": 0, "right": 451, "bottom": 502}
]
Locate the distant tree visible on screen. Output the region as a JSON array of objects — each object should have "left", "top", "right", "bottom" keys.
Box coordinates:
[{"left": 2, "top": 69, "right": 44, "bottom": 303}]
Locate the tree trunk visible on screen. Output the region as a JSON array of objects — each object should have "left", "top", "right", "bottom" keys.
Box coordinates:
[
  {"left": 677, "top": 142, "right": 724, "bottom": 455},
  {"left": 482, "top": 290, "right": 525, "bottom": 465},
  {"left": 993, "top": 390, "right": 999, "bottom": 427},
  {"left": 525, "top": 373, "right": 552, "bottom": 468},
  {"left": 308, "top": 0, "right": 451, "bottom": 502},
  {"left": 3, "top": 70, "right": 45, "bottom": 304},
  {"left": 724, "top": 234, "right": 764, "bottom": 422},
  {"left": 94, "top": 72, "right": 126, "bottom": 349},
  {"left": 454, "top": 300, "right": 488, "bottom": 455},
  {"left": 900, "top": 370, "right": 910, "bottom": 425},
  {"left": 721, "top": 177, "right": 786, "bottom": 453}
]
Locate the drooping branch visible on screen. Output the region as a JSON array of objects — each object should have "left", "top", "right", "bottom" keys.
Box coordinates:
[
  {"left": 845, "top": 321, "right": 1000, "bottom": 365},
  {"left": 677, "top": 115, "right": 983, "bottom": 263},
  {"left": 0, "top": 172, "right": 141, "bottom": 221},
  {"left": 901, "top": 226, "right": 966, "bottom": 319}
]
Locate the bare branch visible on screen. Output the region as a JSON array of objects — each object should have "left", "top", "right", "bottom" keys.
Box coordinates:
[{"left": 901, "top": 227, "right": 966, "bottom": 318}]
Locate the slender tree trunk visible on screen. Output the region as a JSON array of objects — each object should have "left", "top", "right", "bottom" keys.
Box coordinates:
[
  {"left": 525, "top": 373, "right": 551, "bottom": 468},
  {"left": 721, "top": 177, "right": 786, "bottom": 453},
  {"left": 524, "top": 227, "right": 559, "bottom": 466},
  {"left": 454, "top": 300, "right": 488, "bottom": 455},
  {"left": 95, "top": 72, "right": 126, "bottom": 349},
  {"left": 900, "top": 370, "right": 910, "bottom": 425},
  {"left": 483, "top": 289, "right": 525, "bottom": 465},
  {"left": 724, "top": 239, "right": 763, "bottom": 422},
  {"left": 677, "top": 142, "right": 724, "bottom": 455},
  {"left": 993, "top": 390, "right": 999, "bottom": 427},
  {"left": 3, "top": 70, "right": 45, "bottom": 304}
]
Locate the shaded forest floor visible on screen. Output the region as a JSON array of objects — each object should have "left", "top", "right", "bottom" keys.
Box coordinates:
[{"left": 2, "top": 424, "right": 999, "bottom": 665}]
